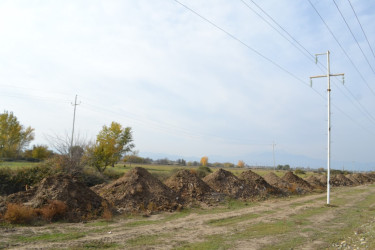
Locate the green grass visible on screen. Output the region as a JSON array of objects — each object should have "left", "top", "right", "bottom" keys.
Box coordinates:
[
  {"left": 14, "top": 231, "right": 86, "bottom": 242},
  {"left": 207, "top": 212, "right": 260, "bottom": 226},
  {"left": 0, "top": 161, "right": 38, "bottom": 170},
  {"left": 81, "top": 241, "right": 120, "bottom": 249},
  {"left": 176, "top": 234, "right": 229, "bottom": 250},
  {"left": 127, "top": 234, "right": 171, "bottom": 247}
]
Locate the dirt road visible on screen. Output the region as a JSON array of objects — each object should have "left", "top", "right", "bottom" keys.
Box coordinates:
[{"left": 1, "top": 184, "right": 375, "bottom": 249}]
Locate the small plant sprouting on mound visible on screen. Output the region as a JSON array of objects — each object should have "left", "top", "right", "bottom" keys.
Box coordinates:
[{"left": 4, "top": 203, "right": 36, "bottom": 224}]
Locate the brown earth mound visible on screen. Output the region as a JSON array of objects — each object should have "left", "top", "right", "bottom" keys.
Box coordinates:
[
  {"left": 330, "top": 174, "right": 354, "bottom": 187},
  {"left": 29, "top": 174, "right": 109, "bottom": 221},
  {"left": 345, "top": 174, "right": 360, "bottom": 186},
  {"left": 263, "top": 172, "right": 291, "bottom": 193},
  {"left": 98, "top": 167, "right": 180, "bottom": 213},
  {"left": 164, "top": 169, "right": 215, "bottom": 204},
  {"left": 346, "top": 173, "right": 372, "bottom": 185},
  {"left": 304, "top": 175, "right": 325, "bottom": 189},
  {"left": 203, "top": 169, "right": 255, "bottom": 199},
  {"left": 281, "top": 172, "right": 313, "bottom": 193},
  {"left": 364, "top": 172, "right": 375, "bottom": 182},
  {"left": 0, "top": 174, "right": 109, "bottom": 222},
  {"left": 317, "top": 175, "right": 328, "bottom": 185},
  {"left": 239, "top": 170, "right": 282, "bottom": 196}
]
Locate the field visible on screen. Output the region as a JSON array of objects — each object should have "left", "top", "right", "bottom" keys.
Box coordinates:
[{"left": 1, "top": 183, "right": 375, "bottom": 249}]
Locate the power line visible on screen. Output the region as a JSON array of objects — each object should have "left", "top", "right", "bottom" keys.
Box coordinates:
[
  {"left": 308, "top": 0, "right": 375, "bottom": 97},
  {"left": 347, "top": 0, "right": 375, "bottom": 62},
  {"left": 332, "top": 0, "right": 375, "bottom": 75},
  {"left": 173, "top": 0, "right": 325, "bottom": 99},
  {"left": 174, "top": 0, "right": 375, "bottom": 136},
  {"left": 239, "top": 0, "right": 314, "bottom": 63}
]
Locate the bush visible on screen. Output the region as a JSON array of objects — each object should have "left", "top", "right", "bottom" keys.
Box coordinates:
[
  {"left": 0, "top": 164, "right": 55, "bottom": 195},
  {"left": 36, "top": 200, "right": 67, "bottom": 222},
  {"left": 4, "top": 203, "right": 36, "bottom": 224},
  {"left": 196, "top": 166, "right": 212, "bottom": 178},
  {"left": 294, "top": 169, "right": 306, "bottom": 175}
]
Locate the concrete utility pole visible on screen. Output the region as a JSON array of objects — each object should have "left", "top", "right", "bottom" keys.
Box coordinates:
[
  {"left": 272, "top": 141, "right": 276, "bottom": 170},
  {"left": 70, "top": 95, "right": 80, "bottom": 158},
  {"left": 310, "top": 50, "right": 344, "bottom": 205}
]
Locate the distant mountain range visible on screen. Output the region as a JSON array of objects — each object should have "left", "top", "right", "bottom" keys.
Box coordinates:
[{"left": 140, "top": 151, "right": 374, "bottom": 172}]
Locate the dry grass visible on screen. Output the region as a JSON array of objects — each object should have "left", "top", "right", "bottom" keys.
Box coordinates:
[{"left": 4, "top": 203, "right": 36, "bottom": 224}]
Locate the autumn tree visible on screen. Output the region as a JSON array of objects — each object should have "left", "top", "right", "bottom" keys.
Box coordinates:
[
  {"left": 31, "top": 145, "right": 52, "bottom": 160},
  {"left": 0, "top": 111, "right": 34, "bottom": 159},
  {"left": 200, "top": 156, "right": 208, "bottom": 166},
  {"left": 85, "top": 122, "right": 134, "bottom": 172},
  {"left": 237, "top": 160, "right": 245, "bottom": 168}
]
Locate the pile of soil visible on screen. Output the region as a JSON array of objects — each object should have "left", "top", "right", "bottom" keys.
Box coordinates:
[
  {"left": 281, "top": 172, "right": 313, "bottom": 194},
  {"left": 0, "top": 187, "right": 37, "bottom": 214},
  {"left": 346, "top": 173, "right": 372, "bottom": 185},
  {"left": 239, "top": 170, "right": 282, "bottom": 196},
  {"left": 304, "top": 175, "right": 325, "bottom": 189},
  {"left": 98, "top": 167, "right": 180, "bottom": 213},
  {"left": 203, "top": 169, "right": 255, "bottom": 199},
  {"left": 29, "top": 174, "right": 109, "bottom": 221},
  {"left": 364, "top": 172, "right": 375, "bottom": 182},
  {"left": 317, "top": 175, "right": 328, "bottom": 185},
  {"left": 164, "top": 169, "right": 215, "bottom": 204},
  {"left": 330, "top": 174, "right": 354, "bottom": 187},
  {"left": 263, "top": 172, "right": 291, "bottom": 193},
  {"left": 0, "top": 174, "right": 109, "bottom": 222}
]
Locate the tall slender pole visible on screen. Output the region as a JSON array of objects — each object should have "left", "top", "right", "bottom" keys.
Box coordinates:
[
  {"left": 310, "top": 50, "right": 344, "bottom": 205},
  {"left": 327, "top": 51, "right": 331, "bottom": 205},
  {"left": 272, "top": 141, "right": 276, "bottom": 170},
  {"left": 70, "top": 95, "right": 79, "bottom": 158}
]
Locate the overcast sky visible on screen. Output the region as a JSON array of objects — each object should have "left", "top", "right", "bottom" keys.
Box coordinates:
[{"left": 1, "top": 0, "right": 374, "bottom": 169}]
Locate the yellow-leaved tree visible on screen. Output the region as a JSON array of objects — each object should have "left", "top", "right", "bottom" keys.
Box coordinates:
[
  {"left": 237, "top": 160, "right": 245, "bottom": 168},
  {"left": 200, "top": 156, "right": 208, "bottom": 166},
  {"left": 85, "top": 122, "right": 134, "bottom": 173}
]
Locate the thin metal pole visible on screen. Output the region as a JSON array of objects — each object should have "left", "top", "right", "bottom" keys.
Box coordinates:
[
  {"left": 327, "top": 51, "right": 331, "bottom": 205},
  {"left": 272, "top": 141, "right": 276, "bottom": 170},
  {"left": 70, "top": 95, "right": 78, "bottom": 158}
]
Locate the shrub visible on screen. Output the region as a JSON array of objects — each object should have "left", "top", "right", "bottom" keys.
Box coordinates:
[
  {"left": 4, "top": 203, "right": 36, "bottom": 224},
  {"left": 36, "top": 200, "right": 67, "bottom": 222},
  {"left": 294, "top": 169, "right": 306, "bottom": 175},
  {"left": 196, "top": 166, "right": 212, "bottom": 178}
]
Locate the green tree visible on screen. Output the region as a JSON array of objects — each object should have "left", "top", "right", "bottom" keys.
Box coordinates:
[
  {"left": 85, "top": 122, "right": 134, "bottom": 172},
  {"left": 0, "top": 111, "right": 34, "bottom": 158},
  {"left": 31, "top": 145, "right": 52, "bottom": 160}
]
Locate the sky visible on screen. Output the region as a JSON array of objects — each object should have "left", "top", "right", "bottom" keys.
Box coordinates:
[{"left": 0, "top": 0, "right": 374, "bottom": 170}]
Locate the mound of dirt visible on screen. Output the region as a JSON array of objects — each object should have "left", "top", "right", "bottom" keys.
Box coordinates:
[
  {"left": 164, "top": 169, "right": 215, "bottom": 204},
  {"left": 304, "top": 175, "right": 325, "bottom": 189},
  {"left": 203, "top": 169, "right": 255, "bottom": 199},
  {"left": 239, "top": 170, "right": 282, "bottom": 196},
  {"left": 263, "top": 172, "right": 291, "bottom": 193},
  {"left": 317, "top": 175, "right": 328, "bottom": 185},
  {"left": 330, "top": 174, "right": 354, "bottom": 187},
  {"left": 0, "top": 187, "right": 37, "bottom": 214},
  {"left": 98, "top": 167, "right": 180, "bottom": 213},
  {"left": 345, "top": 174, "right": 360, "bottom": 186},
  {"left": 363, "top": 172, "right": 375, "bottom": 182},
  {"left": 281, "top": 172, "right": 313, "bottom": 193},
  {"left": 346, "top": 173, "right": 372, "bottom": 185},
  {"left": 29, "top": 174, "right": 109, "bottom": 221}
]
